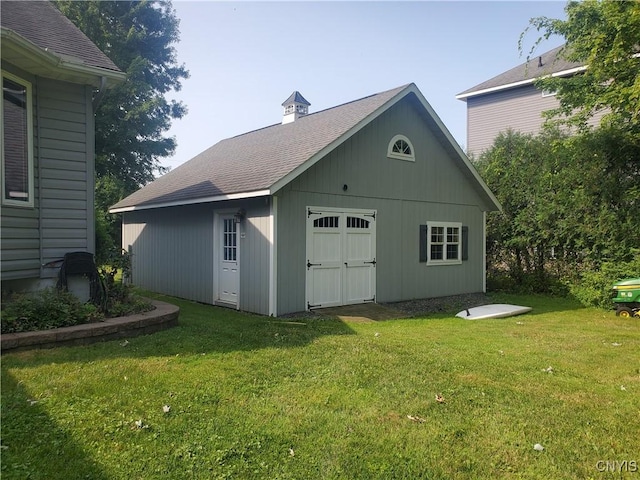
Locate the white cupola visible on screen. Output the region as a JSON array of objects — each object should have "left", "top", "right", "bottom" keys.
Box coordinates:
[{"left": 281, "top": 91, "right": 310, "bottom": 124}]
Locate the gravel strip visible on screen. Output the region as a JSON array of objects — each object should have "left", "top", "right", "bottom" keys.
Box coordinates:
[
  {"left": 383, "top": 292, "right": 492, "bottom": 317},
  {"left": 280, "top": 292, "right": 492, "bottom": 319}
]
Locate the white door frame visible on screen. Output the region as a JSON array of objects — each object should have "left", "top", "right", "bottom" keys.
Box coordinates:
[
  {"left": 213, "top": 210, "right": 240, "bottom": 308},
  {"left": 305, "top": 206, "right": 376, "bottom": 310}
]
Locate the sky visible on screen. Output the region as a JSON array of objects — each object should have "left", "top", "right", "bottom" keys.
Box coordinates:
[{"left": 162, "top": 1, "right": 567, "bottom": 171}]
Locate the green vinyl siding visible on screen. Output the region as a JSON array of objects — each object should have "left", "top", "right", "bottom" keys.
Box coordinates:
[
  {"left": 38, "top": 79, "right": 94, "bottom": 275},
  {"left": 1, "top": 66, "right": 95, "bottom": 282},
  {"left": 1, "top": 65, "right": 39, "bottom": 279}
]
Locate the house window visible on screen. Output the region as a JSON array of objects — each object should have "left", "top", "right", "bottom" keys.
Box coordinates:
[
  {"left": 223, "top": 218, "right": 237, "bottom": 261},
  {"left": 1, "top": 71, "right": 34, "bottom": 207},
  {"left": 387, "top": 134, "right": 415, "bottom": 161},
  {"left": 541, "top": 90, "right": 557, "bottom": 98},
  {"left": 425, "top": 222, "right": 462, "bottom": 265}
]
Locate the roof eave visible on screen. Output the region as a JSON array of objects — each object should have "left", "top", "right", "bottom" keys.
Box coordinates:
[
  {"left": 1, "top": 27, "right": 126, "bottom": 86},
  {"left": 109, "top": 189, "right": 271, "bottom": 213},
  {"left": 456, "top": 65, "right": 586, "bottom": 101}
]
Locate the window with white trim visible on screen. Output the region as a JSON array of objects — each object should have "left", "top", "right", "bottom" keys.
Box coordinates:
[
  {"left": 427, "top": 222, "right": 462, "bottom": 265},
  {"left": 387, "top": 134, "right": 415, "bottom": 161},
  {"left": 1, "top": 71, "right": 34, "bottom": 207}
]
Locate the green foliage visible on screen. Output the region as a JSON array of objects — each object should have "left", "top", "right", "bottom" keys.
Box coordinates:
[
  {"left": 95, "top": 175, "right": 127, "bottom": 265},
  {"left": 97, "top": 247, "right": 152, "bottom": 317},
  {"left": 568, "top": 250, "right": 640, "bottom": 309},
  {"left": 522, "top": 0, "right": 640, "bottom": 134},
  {"left": 1, "top": 288, "right": 102, "bottom": 334},
  {"left": 54, "top": 0, "right": 189, "bottom": 193},
  {"left": 1, "top": 248, "right": 151, "bottom": 333},
  {"left": 53, "top": 1, "right": 190, "bottom": 254},
  {"left": 103, "top": 282, "right": 153, "bottom": 317},
  {"left": 478, "top": 127, "right": 639, "bottom": 296}
]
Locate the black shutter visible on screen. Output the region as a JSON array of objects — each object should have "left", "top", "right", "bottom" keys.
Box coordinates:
[
  {"left": 462, "top": 226, "right": 469, "bottom": 261},
  {"left": 419, "top": 224, "right": 428, "bottom": 262}
]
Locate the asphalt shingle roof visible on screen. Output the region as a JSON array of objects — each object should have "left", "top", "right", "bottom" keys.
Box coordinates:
[
  {"left": 1, "top": 1, "right": 121, "bottom": 73},
  {"left": 457, "top": 45, "right": 583, "bottom": 99},
  {"left": 111, "top": 84, "right": 410, "bottom": 210}
]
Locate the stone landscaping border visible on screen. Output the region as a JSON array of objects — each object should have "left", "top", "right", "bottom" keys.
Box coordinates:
[{"left": 1, "top": 299, "right": 179, "bottom": 353}]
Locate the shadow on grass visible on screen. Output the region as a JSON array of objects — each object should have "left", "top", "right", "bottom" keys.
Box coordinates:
[
  {"left": 1, "top": 370, "right": 109, "bottom": 480},
  {"left": 2, "top": 293, "right": 356, "bottom": 367}
]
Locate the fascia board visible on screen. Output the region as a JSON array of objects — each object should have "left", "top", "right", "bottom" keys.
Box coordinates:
[
  {"left": 410, "top": 87, "right": 502, "bottom": 212},
  {"left": 109, "top": 189, "right": 271, "bottom": 213},
  {"left": 456, "top": 66, "right": 587, "bottom": 101},
  {"left": 1, "top": 28, "right": 125, "bottom": 85}
]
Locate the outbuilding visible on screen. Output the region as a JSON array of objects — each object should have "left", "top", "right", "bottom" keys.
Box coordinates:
[{"left": 110, "top": 83, "right": 501, "bottom": 316}]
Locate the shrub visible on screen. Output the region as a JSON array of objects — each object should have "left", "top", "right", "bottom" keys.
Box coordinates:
[
  {"left": 568, "top": 251, "right": 640, "bottom": 309},
  {"left": 1, "top": 288, "right": 102, "bottom": 334},
  {"left": 1, "top": 247, "right": 153, "bottom": 334},
  {"left": 103, "top": 282, "right": 153, "bottom": 318}
]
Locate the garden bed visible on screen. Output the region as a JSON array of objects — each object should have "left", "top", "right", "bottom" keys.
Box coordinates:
[{"left": 0, "top": 299, "right": 179, "bottom": 353}]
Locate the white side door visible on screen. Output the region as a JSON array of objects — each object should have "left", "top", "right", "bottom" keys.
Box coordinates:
[{"left": 218, "top": 215, "right": 239, "bottom": 306}]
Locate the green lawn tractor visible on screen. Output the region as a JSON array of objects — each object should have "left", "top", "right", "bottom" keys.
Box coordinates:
[{"left": 612, "top": 278, "right": 640, "bottom": 318}]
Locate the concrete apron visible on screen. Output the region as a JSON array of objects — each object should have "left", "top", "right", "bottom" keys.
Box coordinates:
[{"left": 315, "top": 303, "right": 403, "bottom": 322}]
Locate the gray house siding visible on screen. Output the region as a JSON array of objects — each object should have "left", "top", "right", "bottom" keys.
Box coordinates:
[
  {"left": 123, "top": 205, "right": 215, "bottom": 304},
  {"left": 1, "top": 63, "right": 95, "bottom": 285},
  {"left": 239, "top": 205, "right": 272, "bottom": 315},
  {"left": 275, "top": 97, "right": 489, "bottom": 315},
  {"left": 466, "top": 85, "right": 560, "bottom": 157},
  {"left": 466, "top": 84, "right": 606, "bottom": 157},
  {"left": 122, "top": 198, "right": 272, "bottom": 313}
]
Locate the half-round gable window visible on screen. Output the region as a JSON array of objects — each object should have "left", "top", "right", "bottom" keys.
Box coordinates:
[{"left": 387, "top": 135, "right": 415, "bottom": 161}]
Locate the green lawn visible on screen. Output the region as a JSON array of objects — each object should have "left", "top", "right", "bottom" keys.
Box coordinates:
[{"left": 1, "top": 293, "right": 638, "bottom": 479}]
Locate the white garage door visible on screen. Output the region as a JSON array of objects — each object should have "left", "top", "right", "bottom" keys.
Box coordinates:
[{"left": 306, "top": 207, "right": 376, "bottom": 309}]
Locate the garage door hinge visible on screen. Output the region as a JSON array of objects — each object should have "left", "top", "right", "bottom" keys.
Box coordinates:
[
  {"left": 307, "top": 260, "right": 321, "bottom": 270},
  {"left": 308, "top": 301, "right": 321, "bottom": 310},
  {"left": 364, "top": 212, "right": 376, "bottom": 220},
  {"left": 365, "top": 258, "right": 377, "bottom": 266},
  {"left": 307, "top": 208, "right": 322, "bottom": 217}
]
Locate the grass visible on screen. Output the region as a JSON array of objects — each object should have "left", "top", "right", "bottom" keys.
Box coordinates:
[{"left": 1, "top": 292, "right": 638, "bottom": 479}]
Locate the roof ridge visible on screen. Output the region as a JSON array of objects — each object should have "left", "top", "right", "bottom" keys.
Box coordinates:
[{"left": 227, "top": 84, "right": 411, "bottom": 140}]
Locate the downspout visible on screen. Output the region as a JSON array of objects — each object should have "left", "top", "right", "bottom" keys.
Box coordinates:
[{"left": 92, "top": 76, "right": 107, "bottom": 111}]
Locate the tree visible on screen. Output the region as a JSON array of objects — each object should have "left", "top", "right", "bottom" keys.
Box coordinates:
[
  {"left": 522, "top": 0, "right": 640, "bottom": 134},
  {"left": 54, "top": 1, "right": 189, "bottom": 193},
  {"left": 477, "top": 127, "right": 639, "bottom": 293}
]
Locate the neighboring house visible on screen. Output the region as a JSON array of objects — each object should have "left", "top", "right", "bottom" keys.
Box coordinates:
[
  {"left": 110, "top": 83, "right": 501, "bottom": 316},
  {"left": 1, "top": 1, "right": 125, "bottom": 293},
  {"left": 456, "top": 45, "right": 602, "bottom": 157}
]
